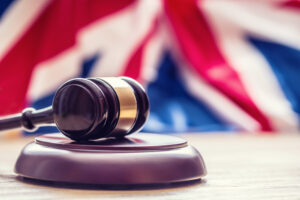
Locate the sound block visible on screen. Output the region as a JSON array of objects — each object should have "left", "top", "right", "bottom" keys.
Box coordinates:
[{"left": 15, "top": 133, "right": 206, "bottom": 185}]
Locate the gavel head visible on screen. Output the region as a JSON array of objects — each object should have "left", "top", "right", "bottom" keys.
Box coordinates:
[{"left": 52, "top": 77, "right": 149, "bottom": 141}]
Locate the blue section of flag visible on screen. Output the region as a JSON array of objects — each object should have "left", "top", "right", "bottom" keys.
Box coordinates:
[
  {"left": 143, "top": 52, "right": 237, "bottom": 133},
  {"left": 0, "top": 0, "right": 15, "bottom": 18},
  {"left": 249, "top": 37, "right": 300, "bottom": 118},
  {"left": 24, "top": 54, "right": 100, "bottom": 135},
  {"left": 81, "top": 54, "right": 100, "bottom": 78},
  {"left": 32, "top": 93, "right": 55, "bottom": 110}
]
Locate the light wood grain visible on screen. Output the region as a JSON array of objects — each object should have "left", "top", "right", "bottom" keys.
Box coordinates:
[{"left": 1, "top": 133, "right": 300, "bottom": 200}]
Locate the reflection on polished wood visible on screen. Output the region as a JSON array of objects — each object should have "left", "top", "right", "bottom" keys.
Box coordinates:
[{"left": 1, "top": 132, "right": 300, "bottom": 200}]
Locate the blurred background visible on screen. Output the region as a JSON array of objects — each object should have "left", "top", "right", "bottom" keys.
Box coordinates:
[{"left": 0, "top": 0, "right": 300, "bottom": 136}]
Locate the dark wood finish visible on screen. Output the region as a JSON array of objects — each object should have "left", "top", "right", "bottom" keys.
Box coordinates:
[
  {"left": 0, "top": 77, "right": 150, "bottom": 141},
  {"left": 14, "top": 133, "right": 206, "bottom": 185},
  {"left": 2, "top": 133, "right": 300, "bottom": 198}
]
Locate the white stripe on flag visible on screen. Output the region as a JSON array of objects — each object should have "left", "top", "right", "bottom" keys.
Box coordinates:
[
  {"left": 89, "top": 0, "right": 162, "bottom": 77},
  {"left": 27, "top": 48, "right": 83, "bottom": 101},
  {"left": 179, "top": 60, "right": 261, "bottom": 131},
  {"left": 140, "top": 20, "right": 165, "bottom": 86},
  {"left": 202, "top": 0, "right": 300, "bottom": 131},
  {"left": 0, "top": 0, "right": 51, "bottom": 62},
  {"left": 162, "top": 6, "right": 260, "bottom": 132},
  {"left": 201, "top": 0, "right": 300, "bottom": 50},
  {"left": 27, "top": 0, "right": 161, "bottom": 101}
]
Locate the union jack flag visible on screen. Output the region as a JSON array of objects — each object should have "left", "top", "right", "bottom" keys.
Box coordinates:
[{"left": 0, "top": 0, "right": 300, "bottom": 135}]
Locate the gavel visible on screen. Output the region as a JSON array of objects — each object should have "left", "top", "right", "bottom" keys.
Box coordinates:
[{"left": 0, "top": 77, "right": 149, "bottom": 141}]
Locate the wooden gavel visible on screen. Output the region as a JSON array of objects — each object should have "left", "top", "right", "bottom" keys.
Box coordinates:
[{"left": 0, "top": 77, "right": 149, "bottom": 141}]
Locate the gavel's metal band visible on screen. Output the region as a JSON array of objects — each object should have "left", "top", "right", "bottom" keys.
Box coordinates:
[{"left": 101, "top": 77, "right": 137, "bottom": 136}]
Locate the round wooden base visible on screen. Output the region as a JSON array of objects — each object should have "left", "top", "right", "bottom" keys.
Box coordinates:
[{"left": 15, "top": 133, "right": 206, "bottom": 185}]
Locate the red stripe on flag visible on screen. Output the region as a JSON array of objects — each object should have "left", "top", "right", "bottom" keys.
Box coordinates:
[
  {"left": 280, "top": 0, "right": 300, "bottom": 9},
  {"left": 164, "top": 0, "right": 272, "bottom": 131},
  {"left": 122, "top": 19, "right": 159, "bottom": 83},
  {"left": 0, "top": 0, "right": 134, "bottom": 115}
]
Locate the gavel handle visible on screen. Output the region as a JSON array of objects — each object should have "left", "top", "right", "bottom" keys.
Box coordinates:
[{"left": 0, "top": 107, "right": 54, "bottom": 132}]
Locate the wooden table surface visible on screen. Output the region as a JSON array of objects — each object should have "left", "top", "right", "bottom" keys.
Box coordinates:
[{"left": 1, "top": 133, "right": 300, "bottom": 200}]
